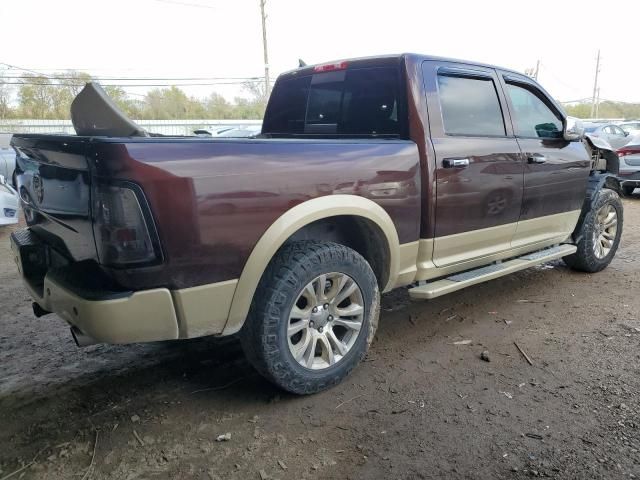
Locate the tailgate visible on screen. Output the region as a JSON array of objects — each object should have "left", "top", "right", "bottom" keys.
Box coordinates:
[{"left": 11, "top": 135, "right": 96, "bottom": 261}]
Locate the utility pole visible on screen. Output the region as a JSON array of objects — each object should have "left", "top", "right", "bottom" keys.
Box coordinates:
[
  {"left": 524, "top": 60, "right": 540, "bottom": 80},
  {"left": 595, "top": 87, "right": 600, "bottom": 118},
  {"left": 590, "top": 50, "right": 600, "bottom": 118},
  {"left": 259, "top": 0, "right": 270, "bottom": 96}
]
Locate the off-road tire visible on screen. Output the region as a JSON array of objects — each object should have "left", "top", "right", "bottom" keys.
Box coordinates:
[
  {"left": 563, "top": 188, "right": 623, "bottom": 273},
  {"left": 622, "top": 185, "right": 636, "bottom": 197},
  {"left": 240, "top": 240, "right": 380, "bottom": 395}
]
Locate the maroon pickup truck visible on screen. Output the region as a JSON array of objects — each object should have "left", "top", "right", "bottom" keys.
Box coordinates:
[{"left": 10, "top": 54, "right": 623, "bottom": 394}]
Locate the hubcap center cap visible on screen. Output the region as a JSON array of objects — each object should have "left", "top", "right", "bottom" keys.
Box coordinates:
[{"left": 311, "top": 306, "right": 330, "bottom": 329}]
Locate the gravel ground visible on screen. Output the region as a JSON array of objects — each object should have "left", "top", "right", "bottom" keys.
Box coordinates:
[{"left": 1, "top": 195, "right": 639, "bottom": 480}]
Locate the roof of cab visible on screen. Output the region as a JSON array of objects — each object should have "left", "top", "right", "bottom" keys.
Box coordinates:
[{"left": 278, "top": 53, "right": 528, "bottom": 81}]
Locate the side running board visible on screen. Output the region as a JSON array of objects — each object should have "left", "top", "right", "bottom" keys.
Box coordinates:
[{"left": 408, "top": 244, "right": 577, "bottom": 300}]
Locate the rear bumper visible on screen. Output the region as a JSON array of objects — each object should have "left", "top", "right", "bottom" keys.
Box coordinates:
[
  {"left": 618, "top": 170, "right": 640, "bottom": 186},
  {"left": 38, "top": 277, "right": 178, "bottom": 344},
  {"left": 11, "top": 229, "right": 180, "bottom": 344}
]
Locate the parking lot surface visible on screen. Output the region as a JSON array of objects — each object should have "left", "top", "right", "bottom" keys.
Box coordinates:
[{"left": 1, "top": 196, "right": 639, "bottom": 479}]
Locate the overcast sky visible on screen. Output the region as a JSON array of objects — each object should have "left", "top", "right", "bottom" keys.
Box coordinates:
[{"left": 1, "top": 0, "right": 638, "bottom": 103}]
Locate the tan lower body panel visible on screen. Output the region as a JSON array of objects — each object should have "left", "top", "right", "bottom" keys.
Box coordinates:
[
  {"left": 393, "top": 241, "right": 420, "bottom": 288},
  {"left": 512, "top": 210, "right": 581, "bottom": 248},
  {"left": 37, "top": 276, "right": 179, "bottom": 344},
  {"left": 172, "top": 279, "right": 238, "bottom": 338},
  {"left": 397, "top": 210, "right": 581, "bottom": 286},
  {"left": 433, "top": 223, "right": 515, "bottom": 267},
  {"left": 33, "top": 210, "right": 581, "bottom": 343},
  {"left": 29, "top": 274, "right": 239, "bottom": 344}
]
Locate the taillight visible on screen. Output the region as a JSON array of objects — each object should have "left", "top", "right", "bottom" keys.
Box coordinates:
[
  {"left": 92, "top": 183, "right": 160, "bottom": 266},
  {"left": 313, "top": 61, "right": 348, "bottom": 73},
  {"left": 617, "top": 147, "right": 639, "bottom": 157}
]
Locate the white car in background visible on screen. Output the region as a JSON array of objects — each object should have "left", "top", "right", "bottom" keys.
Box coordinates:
[
  {"left": 0, "top": 174, "right": 18, "bottom": 226},
  {"left": 0, "top": 148, "right": 16, "bottom": 186}
]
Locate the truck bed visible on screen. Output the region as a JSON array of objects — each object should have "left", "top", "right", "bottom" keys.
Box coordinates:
[{"left": 11, "top": 134, "right": 421, "bottom": 291}]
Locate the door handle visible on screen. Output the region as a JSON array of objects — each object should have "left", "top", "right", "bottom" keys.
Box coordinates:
[
  {"left": 528, "top": 154, "right": 546, "bottom": 164},
  {"left": 443, "top": 158, "right": 470, "bottom": 168}
]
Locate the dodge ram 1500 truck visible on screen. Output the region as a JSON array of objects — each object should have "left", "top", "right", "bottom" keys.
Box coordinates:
[{"left": 10, "top": 54, "right": 623, "bottom": 394}]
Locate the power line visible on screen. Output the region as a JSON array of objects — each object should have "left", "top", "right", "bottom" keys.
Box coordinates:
[
  {"left": 0, "top": 75, "right": 263, "bottom": 81},
  {"left": 0, "top": 62, "right": 58, "bottom": 79},
  {"left": 0, "top": 81, "right": 263, "bottom": 87},
  {"left": 150, "top": 0, "right": 218, "bottom": 9}
]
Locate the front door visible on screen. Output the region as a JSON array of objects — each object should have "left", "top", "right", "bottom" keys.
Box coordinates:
[
  {"left": 498, "top": 73, "right": 591, "bottom": 247},
  {"left": 422, "top": 61, "right": 524, "bottom": 267}
]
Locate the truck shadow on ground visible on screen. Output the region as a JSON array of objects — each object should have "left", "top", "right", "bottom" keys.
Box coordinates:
[{"left": 2, "top": 260, "right": 574, "bottom": 418}]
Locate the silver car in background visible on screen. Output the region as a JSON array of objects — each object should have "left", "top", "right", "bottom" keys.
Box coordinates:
[
  {"left": 583, "top": 123, "right": 632, "bottom": 149},
  {"left": 617, "top": 134, "right": 640, "bottom": 196}
]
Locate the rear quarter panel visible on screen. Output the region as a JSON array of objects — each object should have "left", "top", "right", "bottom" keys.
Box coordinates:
[{"left": 91, "top": 138, "right": 421, "bottom": 290}]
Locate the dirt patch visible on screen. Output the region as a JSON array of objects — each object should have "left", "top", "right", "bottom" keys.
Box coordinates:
[{"left": 1, "top": 197, "right": 639, "bottom": 479}]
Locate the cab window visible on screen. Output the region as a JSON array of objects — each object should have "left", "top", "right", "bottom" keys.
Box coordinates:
[
  {"left": 437, "top": 74, "right": 506, "bottom": 137},
  {"left": 506, "top": 83, "right": 563, "bottom": 139}
]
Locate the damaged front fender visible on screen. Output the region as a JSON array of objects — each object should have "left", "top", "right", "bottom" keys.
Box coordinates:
[{"left": 583, "top": 134, "right": 619, "bottom": 175}]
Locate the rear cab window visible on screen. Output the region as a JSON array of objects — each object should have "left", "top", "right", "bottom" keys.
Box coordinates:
[{"left": 262, "top": 62, "right": 407, "bottom": 138}]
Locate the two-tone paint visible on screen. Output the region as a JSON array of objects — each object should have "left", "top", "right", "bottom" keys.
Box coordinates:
[{"left": 11, "top": 53, "right": 595, "bottom": 343}]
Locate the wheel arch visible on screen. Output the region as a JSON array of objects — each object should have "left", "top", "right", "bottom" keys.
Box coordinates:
[
  {"left": 222, "top": 195, "right": 401, "bottom": 335},
  {"left": 571, "top": 172, "right": 622, "bottom": 244}
]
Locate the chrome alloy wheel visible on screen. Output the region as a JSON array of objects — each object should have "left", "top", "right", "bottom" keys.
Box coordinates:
[
  {"left": 593, "top": 203, "right": 618, "bottom": 259},
  {"left": 287, "top": 272, "right": 365, "bottom": 370}
]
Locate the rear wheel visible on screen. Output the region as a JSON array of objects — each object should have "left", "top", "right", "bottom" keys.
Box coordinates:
[
  {"left": 622, "top": 185, "right": 636, "bottom": 197},
  {"left": 240, "top": 241, "right": 379, "bottom": 395},
  {"left": 563, "top": 188, "right": 623, "bottom": 273}
]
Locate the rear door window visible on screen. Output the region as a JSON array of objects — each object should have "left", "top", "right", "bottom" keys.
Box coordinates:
[
  {"left": 262, "top": 66, "right": 405, "bottom": 137},
  {"left": 436, "top": 74, "right": 506, "bottom": 137}
]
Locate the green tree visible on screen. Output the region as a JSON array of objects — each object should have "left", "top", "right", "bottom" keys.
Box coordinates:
[
  {"left": 103, "top": 86, "right": 144, "bottom": 118},
  {"left": 204, "top": 92, "right": 232, "bottom": 119},
  {"left": 143, "top": 86, "right": 206, "bottom": 119},
  {"left": 0, "top": 71, "right": 14, "bottom": 119},
  {"left": 18, "top": 75, "right": 56, "bottom": 118},
  {"left": 564, "top": 101, "right": 640, "bottom": 119}
]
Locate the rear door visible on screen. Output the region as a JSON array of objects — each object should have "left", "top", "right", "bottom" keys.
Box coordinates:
[
  {"left": 422, "top": 61, "right": 524, "bottom": 267},
  {"left": 498, "top": 73, "right": 591, "bottom": 247}
]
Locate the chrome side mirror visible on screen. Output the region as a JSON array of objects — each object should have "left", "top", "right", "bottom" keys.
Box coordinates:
[{"left": 564, "top": 116, "right": 584, "bottom": 141}]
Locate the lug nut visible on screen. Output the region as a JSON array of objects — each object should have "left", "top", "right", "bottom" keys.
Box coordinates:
[
  {"left": 318, "top": 326, "right": 323, "bottom": 333},
  {"left": 328, "top": 315, "right": 333, "bottom": 321},
  {"left": 312, "top": 306, "right": 318, "bottom": 313},
  {"left": 323, "top": 303, "right": 329, "bottom": 310},
  {"left": 309, "top": 320, "right": 315, "bottom": 328}
]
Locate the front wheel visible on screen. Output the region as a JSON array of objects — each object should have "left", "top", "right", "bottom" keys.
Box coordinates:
[
  {"left": 240, "top": 241, "right": 380, "bottom": 395},
  {"left": 563, "top": 188, "right": 623, "bottom": 273}
]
